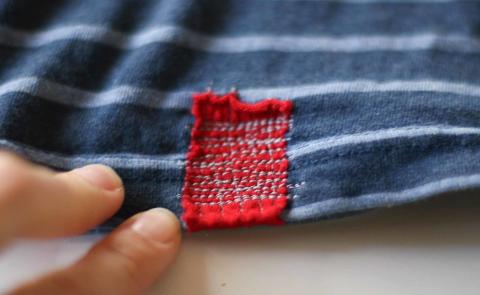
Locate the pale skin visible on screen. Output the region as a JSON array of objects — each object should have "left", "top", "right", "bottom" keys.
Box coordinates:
[{"left": 0, "top": 151, "right": 182, "bottom": 295}]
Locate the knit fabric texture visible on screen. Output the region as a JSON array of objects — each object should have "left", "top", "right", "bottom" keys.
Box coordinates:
[
  {"left": 2, "top": 0, "right": 480, "bottom": 232},
  {"left": 182, "top": 92, "right": 292, "bottom": 231}
]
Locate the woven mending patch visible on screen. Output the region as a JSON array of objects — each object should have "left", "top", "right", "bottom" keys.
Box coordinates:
[{"left": 182, "top": 92, "right": 293, "bottom": 231}]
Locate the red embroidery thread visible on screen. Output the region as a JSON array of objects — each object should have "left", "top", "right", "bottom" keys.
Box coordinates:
[{"left": 182, "top": 92, "right": 293, "bottom": 231}]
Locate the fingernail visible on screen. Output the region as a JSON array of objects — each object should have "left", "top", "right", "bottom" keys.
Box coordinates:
[
  {"left": 131, "top": 208, "right": 180, "bottom": 244},
  {"left": 73, "top": 164, "right": 123, "bottom": 191}
]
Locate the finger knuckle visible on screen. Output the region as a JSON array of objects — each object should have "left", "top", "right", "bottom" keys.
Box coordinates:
[
  {"left": 0, "top": 157, "right": 33, "bottom": 203},
  {"left": 103, "top": 234, "right": 156, "bottom": 292},
  {"left": 50, "top": 272, "right": 87, "bottom": 294}
]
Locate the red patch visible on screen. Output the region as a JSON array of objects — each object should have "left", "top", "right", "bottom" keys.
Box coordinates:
[{"left": 181, "top": 92, "right": 293, "bottom": 231}]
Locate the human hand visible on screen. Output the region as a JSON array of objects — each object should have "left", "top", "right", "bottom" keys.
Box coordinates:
[{"left": 0, "top": 151, "right": 181, "bottom": 295}]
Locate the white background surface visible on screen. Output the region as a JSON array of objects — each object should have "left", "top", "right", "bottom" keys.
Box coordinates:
[{"left": 1, "top": 191, "right": 480, "bottom": 294}]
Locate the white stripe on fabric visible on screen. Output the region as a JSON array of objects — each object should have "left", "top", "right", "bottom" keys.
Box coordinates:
[
  {"left": 0, "top": 24, "right": 479, "bottom": 53},
  {"left": 287, "top": 125, "right": 480, "bottom": 159},
  {"left": 1, "top": 125, "right": 478, "bottom": 170},
  {"left": 284, "top": 173, "right": 480, "bottom": 222},
  {"left": 0, "top": 140, "right": 184, "bottom": 170},
  {"left": 240, "top": 80, "right": 480, "bottom": 102},
  {"left": 4, "top": 77, "right": 480, "bottom": 109},
  {"left": 0, "top": 77, "right": 192, "bottom": 109}
]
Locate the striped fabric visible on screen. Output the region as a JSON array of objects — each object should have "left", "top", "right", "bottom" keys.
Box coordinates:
[{"left": 1, "top": 0, "right": 480, "bottom": 230}]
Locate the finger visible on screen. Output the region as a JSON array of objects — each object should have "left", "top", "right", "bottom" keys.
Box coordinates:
[
  {"left": 12, "top": 208, "right": 182, "bottom": 295},
  {"left": 0, "top": 151, "right": 124, "bottom": 242}
]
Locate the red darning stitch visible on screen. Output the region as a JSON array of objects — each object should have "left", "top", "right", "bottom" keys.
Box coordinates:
[{"left": 181, "top": 91, "right": 293, "bottom": 231}]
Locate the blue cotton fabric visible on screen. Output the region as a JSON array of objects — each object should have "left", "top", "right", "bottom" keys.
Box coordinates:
[{"left": 1, "top": 0, "right": 480, "bottom": 229}]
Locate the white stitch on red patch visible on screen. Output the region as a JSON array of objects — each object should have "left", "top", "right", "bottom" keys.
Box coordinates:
[{"left": 181, "top": 92, "right": 293, "bottom": 231}]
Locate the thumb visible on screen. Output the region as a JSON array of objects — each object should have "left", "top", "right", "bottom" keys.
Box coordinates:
[{"left": 11, "top": 208, "right": 182, "bottom": 295}]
